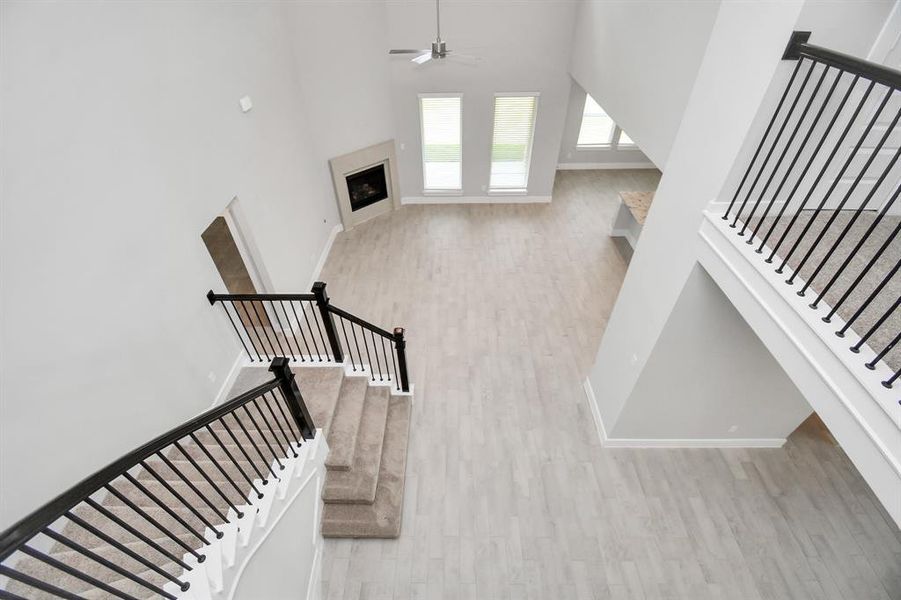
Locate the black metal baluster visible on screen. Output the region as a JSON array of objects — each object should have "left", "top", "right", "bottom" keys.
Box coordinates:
[
  {"left": 800, "top": 146, "right": 901, "bottom": 297},
  {"left": 42, "top": 528, "right": 179, "bottom": 598},
  {"left": 381, "top": 335, "right": 392, "bottom": 382},
  {"left": 339, "top": 316, "right": 357, "bottom": 371},
  {"left": 350, "top": 321, "right": 364, "bottom": 372},
  {"left": 260, "top": 392, "right": 298, "bottom": 455},
  {"left": 370, "top": 330, "right": 384, "bottom": 381},
  {"left": 279, "top": 300, "right": 304, "bottom": 361},
  {"left": 850, "top": 296, "right": 900, "bottom": 353},
  {"left": 300, "top": 301, "right": 324, "bottom": 361},
  {"left": 102, "top": 484, "right": 205, "bottom": 561},
  {"left": 882, "top": 368, "right": 900, "bottom": 388},
  {"left": 138, "top": 461, "right": 225, "bottom": 537},
  {"left": 735, "top": 59, "right": 820, "bottom": 233},
  {"left": 172, "top": 442, "right": 244, "bottom": 514},
  {"left": 19, "top": 543, "right": 141, "bottom": 600},
  {"left": 228, "top": 300, "right": 262, "bottom": 362},
  {"left": 307, "top": 301, "right": 330, "bottom": 362},
  {"left": 192, "top": 429, "right": 263, "bottom": 498},
  {"left": 155, "top": 450, "right": 240, "bottom": 519},
  {"left": 226, "top": 413, "right": 279, "bottom": 480},
  {"left": 787, "top": 99, "right": 901, "bottom": 288},
  {"left": 267, "top": 390, "right": 301, "bottom": 444},
  {"left": 289, "top": 300, "right": 315, "bottom": 361},
  {"left": 84, "top": 497, "right": 192, "bottom": 570},
  {"left": 390, "top": 335, "right": 400, "bottom": 391},
  {"left": 836, "top": 257, "right": 900, "bottom": 336},
  {"left": 267, "top": 300, "right": 294, "bottom": 359},
  {"left": 214, "top": 420, "right": 270, "bottom": 485},
  {"left": 64, "top": 511, "right": 190, "bottom": 591},
  {"left": 0, "top": 565, "right": 82, "bottom": 600},
  {"left": 241, "top": 405, "right": 285, "bottom": 471},
  {"left": 818, "top": 206, "right": 901, "bottom": 314},
  {"left": 249, "top": 398, "right": 292, "bottom": 459},
  {"left": 866, "top": 329, "right": 900, "bottom": 370},
  {"left": 256, "top": 300, "right": 287, "bottom": 358},
  {"left": 758, "top": 73, "right": 860, "bottom": 253},
  {"left": 121, "top": 473, "right": 210, "bottom": 543},
  {"left": 767, "top": 78, "right": 876, "bottom": 265},
  {"left": 775, "top": 81, "right": 885, "bottom": 272},
  {"left": 238, "top": 300, "right": 270, "bottom": 361},
  {"left": 724, "top": 56, "right": 806, "bottom": 220},
  {"left": 751, "top": 68, "right": 845, "bottom": 244},
  {"left": 361, "top": 325, "right": 375, "bottom": 381},
  {"left": 209, "top": 293, "right": 253, "bottom": 361}
]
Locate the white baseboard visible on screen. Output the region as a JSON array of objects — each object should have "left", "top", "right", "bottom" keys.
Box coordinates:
[
  {"left": 557, "top": 162, "right": 658, "bottom": 171},
  {"left": 582, "top": 378, "right": 786, "bottom": 449},
  {"left": 309, "top": 223, "right": 343, "bottom": 289},
  {"left": 401, "top": 195, "right": 551, "bottom": 205}
]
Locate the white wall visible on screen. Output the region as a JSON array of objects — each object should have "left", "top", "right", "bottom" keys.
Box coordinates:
[
  {"left": 611, "top": 265, "right": 811, "bottom": 441},
  {"left": 0, "top": 1, "right": 393, "bottom": 529},
  {"left": 569, "top": 0, "right": 722, "bottom": 169},
  {"left": 386, "top": 0, "right": 576, "bottom": 199},
  {"left": 588, "top": 0, "right": 896, "bottom": 440},
  {"left": 557, "top": 79, "right": 655, "bottom": 169}
]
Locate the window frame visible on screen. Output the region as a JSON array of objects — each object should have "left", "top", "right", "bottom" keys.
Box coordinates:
[
  {"left": 488, "top": 92, "right": 540, "bottom": 194},
  {"left": 576, "top": 94, "right": 637, "bottom": 151},
  {"left": 419, "top": 92, "right": 464, "bottom": 195}
]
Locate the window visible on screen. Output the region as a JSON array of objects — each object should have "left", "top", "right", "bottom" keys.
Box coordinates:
[
  {"left": 420, "top": 95, "right": 462, "bottom": 191},
  {"left": 577, "top": 94, "right": 635, "bottom": 149},
  {"left": 577, "top": 95, "right": 615, "bottom": 147},
  {"left": 489, "top": 94, "right": 538, "bottom": 191}
]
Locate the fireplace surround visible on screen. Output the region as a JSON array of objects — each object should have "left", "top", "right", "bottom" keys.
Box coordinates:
[{"left": 329, "top": 140, "right": 400, "bottom": 230}]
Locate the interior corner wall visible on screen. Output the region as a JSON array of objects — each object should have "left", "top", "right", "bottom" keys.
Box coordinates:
[
  {"left": 611, "top": 264, "right": 811, "bottom": 441},
  {"left": 0, "top": 1, "right": 338, "bottom": 529},
  {"left": 556, "top": 79, "right": 655, "bottom": 168},
  {"left": 387, "top": 0, "right": 576, "bottom": 199},
  {"left": 568, "top": 0, "right": 722, "bottom": 170}
]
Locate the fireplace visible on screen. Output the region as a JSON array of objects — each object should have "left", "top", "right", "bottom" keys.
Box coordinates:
[
  {"left": 329, "top": 140, "right": 400, "bottom": 230},
  {"left": 346, "top": 163, "right": 389, "bottom": 212}
]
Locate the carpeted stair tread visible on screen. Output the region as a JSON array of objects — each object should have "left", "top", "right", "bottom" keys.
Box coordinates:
[
  {"left": 294, "top": 365, "right": 345, "bottom": 432},
  {"left": 322, "top": 395, "right": 411, "bottom": 538},
  {"left": 324, "top": 376, "right": 369, "bottom": 471},
  {"left": 322, "top": 386, "right": 390, "bottom": 504}
]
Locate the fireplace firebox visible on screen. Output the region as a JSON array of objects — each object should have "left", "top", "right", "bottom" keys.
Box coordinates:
[{"left": 346, "top": 164, "right": 389, "bottom": 212}]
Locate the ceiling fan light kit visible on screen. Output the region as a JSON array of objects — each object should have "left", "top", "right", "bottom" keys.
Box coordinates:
[{"left": 388, "top": 0, "right": 479, "bottom": 66}]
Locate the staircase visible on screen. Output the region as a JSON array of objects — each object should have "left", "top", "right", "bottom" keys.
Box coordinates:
[
  {"left": 239, "top": 362, "right": 413, "bottom": 538},
  {"left": 0, "top": 283, "right": 414, "bottom": 597}
]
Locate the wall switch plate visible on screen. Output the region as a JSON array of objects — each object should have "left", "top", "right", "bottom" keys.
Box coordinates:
[
  {"left": 728, "top": 425, "right": 739, "bottom": 433},
  {"left": 239, "top": 96, "right": 253, "bottom": 113}
]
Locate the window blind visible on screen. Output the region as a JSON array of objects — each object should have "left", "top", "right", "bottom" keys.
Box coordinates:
[
  {"left": 489, "top": 95, "right": 538, "bottom": 190},
  {"left": 577, "top": 95, "right": 615, "bottom": 147},
  {"left": 420, "top": 96, "right": 462, "bottom": 191}
]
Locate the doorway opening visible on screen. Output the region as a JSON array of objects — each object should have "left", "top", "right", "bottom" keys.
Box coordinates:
[{"left": 202, "top": 199, "right": 266, "bottom": 295}]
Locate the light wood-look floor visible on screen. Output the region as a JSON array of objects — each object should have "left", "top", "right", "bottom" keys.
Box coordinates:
[{"left": 318, "top": 170, "right": 901, "bottom": 599}]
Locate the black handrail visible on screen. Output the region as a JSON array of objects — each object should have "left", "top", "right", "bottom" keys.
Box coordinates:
[
  {"left": 208, "top": 281, "right": 411, "bottom": 392},
  {"left": 723, "top": 31, "right": 901, "bottom": 388},
  {"left": 0, "top": 358, "right": 313, "bottom": 596}
]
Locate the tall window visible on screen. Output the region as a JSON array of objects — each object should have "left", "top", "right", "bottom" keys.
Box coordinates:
[
  {"left": 489, "top": 94, "right": 538, "bottom": 191},
  {"left": 420, "top": 94, "right": 462, "bottom": 191},
  {"left": 577, "top": 94, "right": 635, "bottom": 149}
]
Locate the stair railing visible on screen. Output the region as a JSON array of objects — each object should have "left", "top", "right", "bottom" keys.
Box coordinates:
[
  {"left": 0, "top": 358, "right": 312, "bottom": 598},
  {"left": 722, "top": 31, "right": 901, "bottom": 389},
  {"left": 208, "top": 281, "right": 410, "bottom": 392}
]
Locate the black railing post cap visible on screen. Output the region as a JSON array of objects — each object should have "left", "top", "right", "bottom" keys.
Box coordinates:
[{"left": 269, "top": 357, "right": 290, "bottom": 371}]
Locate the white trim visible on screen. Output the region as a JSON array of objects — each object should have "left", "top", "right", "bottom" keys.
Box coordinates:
[
  {"left": 308, "top": 223, "right": 343, "bottom": 289},
  {"left": 556, "top": 162, "right": 657, "bottom": 171},
  {"left": 402, "top": 195, "right": 551, "bottom": 205},
  {"left": 583, "top": 378, "right": 786, "bottom": 449}
]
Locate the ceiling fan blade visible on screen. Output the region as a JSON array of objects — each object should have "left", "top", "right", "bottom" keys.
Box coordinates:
[
  {"left": 412, "top": 52, "right": 433, "bottom": 65},
  {"left": 389, "top": 49, "right": 428, "bottom": 55}
]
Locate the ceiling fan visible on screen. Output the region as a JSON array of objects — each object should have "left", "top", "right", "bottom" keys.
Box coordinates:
[{"left": 388, "top": 0, "right": 480, "bottom": 65}]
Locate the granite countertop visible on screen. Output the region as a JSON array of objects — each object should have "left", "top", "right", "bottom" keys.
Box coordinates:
[{"left": 619, "top": 191, "right": 655, "bottom": 226}]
